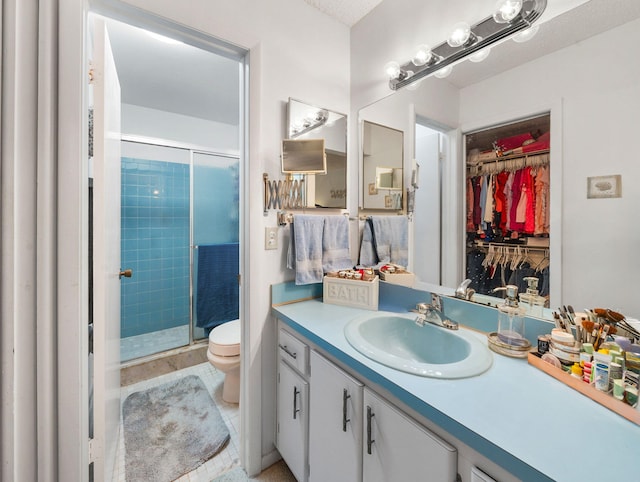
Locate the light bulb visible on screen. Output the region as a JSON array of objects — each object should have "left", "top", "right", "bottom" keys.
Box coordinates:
[
  {"left": 469, "top": 46, "right": 491, "bottom": 62},
  {"left": 513, "top": 24, "right": 539, "bottom": 43},
  {"left": 384, "top": 61, "right": 401, "bottom": 79},
  {"left": 447, "top": 22, "right": 471, "bottom": 48},
  {"left": 434, "top": 65, "right": 453, "bottom": 79},
  {"left": 412, "top": 44, "right": 433, "bottom": 66},
  {"left": 493, "top": 0, "right": 523, "bottom": 24}
]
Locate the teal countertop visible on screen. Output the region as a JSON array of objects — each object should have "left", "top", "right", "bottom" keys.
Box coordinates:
[{"left": 272, "top": 297, "right": 640, "bottom": 482}]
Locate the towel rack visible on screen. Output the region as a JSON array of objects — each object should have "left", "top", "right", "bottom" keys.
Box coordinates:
[{"left": 277, "top": 211, "right": 354, "bottom": 226}]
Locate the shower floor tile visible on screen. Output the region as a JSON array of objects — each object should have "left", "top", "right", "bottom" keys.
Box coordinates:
[
  {"left": 113, "top": 362, "right": 240, "bottom": 482},
  {"left": 121, "top": 325, "right": 190, "bottom": 362}
]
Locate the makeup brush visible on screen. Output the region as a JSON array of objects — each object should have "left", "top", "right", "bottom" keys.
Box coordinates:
[{"left": 581, "top": 319, "right": 594, "bottom": 344}]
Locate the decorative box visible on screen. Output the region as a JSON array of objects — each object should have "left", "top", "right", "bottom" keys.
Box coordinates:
[
  {"left": 379, "top": 270, "right": 415, "bottom": 288},
  {"left": 323, "top": 275, "right": 379, "bottom": 311}
]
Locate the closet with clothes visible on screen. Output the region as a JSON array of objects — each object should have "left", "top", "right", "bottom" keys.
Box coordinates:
[{"left": 464, "top": 114, "right": 551, "bottom": 302}]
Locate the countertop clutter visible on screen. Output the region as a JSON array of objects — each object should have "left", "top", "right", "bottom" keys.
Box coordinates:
[{"left": 272, "top": 296, "right": 640, "bottom": 482}]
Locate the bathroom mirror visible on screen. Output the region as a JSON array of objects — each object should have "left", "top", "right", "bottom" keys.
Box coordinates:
[
  {"left": 354, "top": 0, "right": 640, "bottom": 318},
  {"left": 286, "top": 98, "right": 347, "bottom": 208},
  {"left": 361, "top": 120, "right": 404, "bottom": 211}
]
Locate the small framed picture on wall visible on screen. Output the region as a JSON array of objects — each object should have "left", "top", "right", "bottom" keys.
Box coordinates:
[{"left": 587, "top": 174, "right": 622, "bottom": 199}]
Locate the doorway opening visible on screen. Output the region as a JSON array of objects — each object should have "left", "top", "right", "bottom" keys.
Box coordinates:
[{"left": 87, "top": 11, "right": 247, "bottom": 481}]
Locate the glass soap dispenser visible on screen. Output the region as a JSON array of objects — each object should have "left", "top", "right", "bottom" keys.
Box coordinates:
[
  {"left": 519, "top": 276, "right": 546, "bottom": 318},
  {"left": 495, "top": 285, "right": 527, "bottom": 347}
]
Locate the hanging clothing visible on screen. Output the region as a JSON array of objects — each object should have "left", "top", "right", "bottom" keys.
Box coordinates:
[
  {"left": 472, "top": 176, "right": 482, "bottom": 226},
  {"left": 524, "top": 167, "right": 536, "bottom": 234},
  {"left": 503, "top": 171, "right": 514, "bottom": 232},
  {"left": 466, "top": 178, "right": 475, "bottom": 232},
  {"left": 494, "top": 171, "right": 509, "bottom": 236},
  {"left": 510, "top": 169, "right": 525, "bottom": 233},
  {"left": 479, "top": 175, "right": 488, "bottom": 229},
  {"left": 534, "top": 166, "right": 550, "bottom": 235},
  {"left": 483, "top": 174, "right": 495, "bottom": 224}
]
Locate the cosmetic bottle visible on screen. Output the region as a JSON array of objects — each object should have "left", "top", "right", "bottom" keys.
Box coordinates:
[
  {"left": 495, "top": 285, "right": 527, "bottom": 346},
  {"left": 519, "top": 276, "right": 545, "bottom": 318}
]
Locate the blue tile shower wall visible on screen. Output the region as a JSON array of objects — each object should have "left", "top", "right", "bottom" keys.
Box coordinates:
[{"left": 120, "top": 158, "right": 190, "bottom": 338}]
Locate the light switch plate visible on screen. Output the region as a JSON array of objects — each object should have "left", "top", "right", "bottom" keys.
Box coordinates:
[{"left": 265, "top": 226, "right": 278, "bottom": 250}]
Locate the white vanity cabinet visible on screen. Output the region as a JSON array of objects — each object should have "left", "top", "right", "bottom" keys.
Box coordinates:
[
  {"left": 277, "top": 322, "right": 459, "bottom": 482},
  {"left": 309, "top": 350, "right": 363, "bottom": 482},
  {"left": 363, "top": 388, "right": 458, "bottom": 482},
  {"left": 276, "top": 328, "right": 310, "bottom": 482}
]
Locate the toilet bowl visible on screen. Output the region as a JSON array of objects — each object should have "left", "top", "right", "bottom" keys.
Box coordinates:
[{"left": 207, "top": 319, "right": 241, "bottom": 404}]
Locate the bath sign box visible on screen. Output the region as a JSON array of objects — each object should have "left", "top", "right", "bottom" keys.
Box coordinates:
[{"left": 323, "top": 276, "right": 379, "bottom": 310}]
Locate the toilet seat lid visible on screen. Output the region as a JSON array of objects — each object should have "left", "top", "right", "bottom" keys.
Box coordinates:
[{"left": 209, "top": 319, "right": 240, "bottom": 356}]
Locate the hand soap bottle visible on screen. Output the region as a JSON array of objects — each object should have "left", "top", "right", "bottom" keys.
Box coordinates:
[
  {"left": 519, "top": 276, "right": 546, "bottom": 318},
  {"left": 495, "top": 285, "right": 527, "bottom": 346}
]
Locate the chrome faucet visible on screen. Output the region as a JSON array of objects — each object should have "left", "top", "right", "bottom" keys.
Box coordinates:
[
  {"left": 455, "top": 279, "right": 475, "bottom": 301},
  {"left": 411, "top": 302, "right": 459, "bottom": 330}
]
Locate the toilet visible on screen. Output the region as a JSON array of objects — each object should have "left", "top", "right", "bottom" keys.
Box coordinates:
[{"left": 207, "top": 319, "right": 241, "bottom": 404}]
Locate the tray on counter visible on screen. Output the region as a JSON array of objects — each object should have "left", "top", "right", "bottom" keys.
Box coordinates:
[{"left": 527, "top": 352, "right": 640, "bottom": 426}]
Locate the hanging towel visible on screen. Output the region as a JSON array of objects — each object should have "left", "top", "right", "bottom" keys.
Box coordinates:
[
  {"left": 196, "top": 243, "right": 239, "bottom": 330},
  {"left": 293, "top": 215, "right": 324, "bottom": 285},
  {"left": 371, "top": 216, "right": 409, "bottom": 267},
  {"left": 358, "top": 218, "right": 379, "bottom": 267},
  {"left": 322, "top": 215, "right": 352, "bottom": 273}
]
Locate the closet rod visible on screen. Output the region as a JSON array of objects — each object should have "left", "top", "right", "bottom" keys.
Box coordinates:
[
  {"left": 472, "top": 148, "right": 549, "bottom": 165},
  {"left": 467, "top": 151, "right": 549, "bottom": 176},
  {"left": 473, "top": 240, "right": 549, "bottom": 251}
]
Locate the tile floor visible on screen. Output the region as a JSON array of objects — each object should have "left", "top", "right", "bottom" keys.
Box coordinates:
[{"left": 113, "top": 362, "right": 241, "bottom": 481}]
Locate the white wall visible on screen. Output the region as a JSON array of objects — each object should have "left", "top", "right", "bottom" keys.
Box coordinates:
[
  {"left": 459, "top": 18, "right": 640, "bottom": 316},
  {"left": 113, "top": 0, "right": 351, "bottom": 473},
  {"left": 122, "top": 103, "right": 239, "bottom": 151}
]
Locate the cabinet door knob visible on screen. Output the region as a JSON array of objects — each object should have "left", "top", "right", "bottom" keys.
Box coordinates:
[
  {"left": 342, "top": 389, "right": 351, "bottom": 432},
  {"left": 366, "top": 405, "right": 375, "bottom": 454}
]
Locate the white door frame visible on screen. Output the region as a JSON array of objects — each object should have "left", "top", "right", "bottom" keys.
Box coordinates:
[{"left": 58, "top": 1, "right": 252, "bottom": 479}]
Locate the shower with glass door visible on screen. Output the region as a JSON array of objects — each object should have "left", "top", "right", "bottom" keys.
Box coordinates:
[{"left": 119, "top": 140, "right": 239, "bottom": 362}]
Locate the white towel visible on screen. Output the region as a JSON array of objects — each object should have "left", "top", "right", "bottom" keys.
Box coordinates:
[
  {"left": 371, "top": 216, "right": 409, "bottom": 268},
  {"left": 292, "top": 215, "right": 324, "bottom": 285},
  {"left": 322, "top": 216, "right": 352, "bottom": 272}
]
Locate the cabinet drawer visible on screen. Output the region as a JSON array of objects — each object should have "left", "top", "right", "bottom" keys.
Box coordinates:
[{"left": 278, "top": 327, "right": 309, "bottom": 376}]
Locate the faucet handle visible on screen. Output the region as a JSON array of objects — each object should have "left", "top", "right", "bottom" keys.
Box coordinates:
[{"left": 415, "top": 302, "right": 430, "bottom": 314}]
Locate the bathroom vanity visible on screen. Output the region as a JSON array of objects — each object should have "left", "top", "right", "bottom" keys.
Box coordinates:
[{"left": 272, "top": 283, "right": 640, "bottom": 482}]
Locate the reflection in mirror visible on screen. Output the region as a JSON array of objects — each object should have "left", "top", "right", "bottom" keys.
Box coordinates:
[
  {"left": 362, "top": 120, "right": 404, "bottom": 210},
  {"left": 281, "top": 139, "right": 326, "bottom": 174},
  {"left": 286, "top": 98, "right": 347, "bottom": 208},
  {"left": 354, "top": 1, "right": 640, "bottom": 319}
]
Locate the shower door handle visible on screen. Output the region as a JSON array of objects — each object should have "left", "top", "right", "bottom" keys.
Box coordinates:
[{"left": 119, "top": 268, "right": 133, "bottom": 279}]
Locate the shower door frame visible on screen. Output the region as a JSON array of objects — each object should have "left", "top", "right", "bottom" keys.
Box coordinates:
[{"left": 121, "top": 135, "right": 241, "bottom": 357}]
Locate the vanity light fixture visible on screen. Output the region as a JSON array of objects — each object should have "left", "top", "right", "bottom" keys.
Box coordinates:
[
  {"left": 289, "top": 109, "right": 329, "bottom": 138},
  {"left": 386, "top": 0, "right": 546, "bottom": 90}
]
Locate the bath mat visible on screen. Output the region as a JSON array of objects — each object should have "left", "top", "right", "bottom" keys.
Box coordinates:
[{"left": 123, "top": 374, "right": 229, "bottom": 482}]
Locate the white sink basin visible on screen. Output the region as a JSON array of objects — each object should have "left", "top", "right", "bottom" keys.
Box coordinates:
[{"left": 344, "top": 312, "right": 493, "bottom": 379}]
